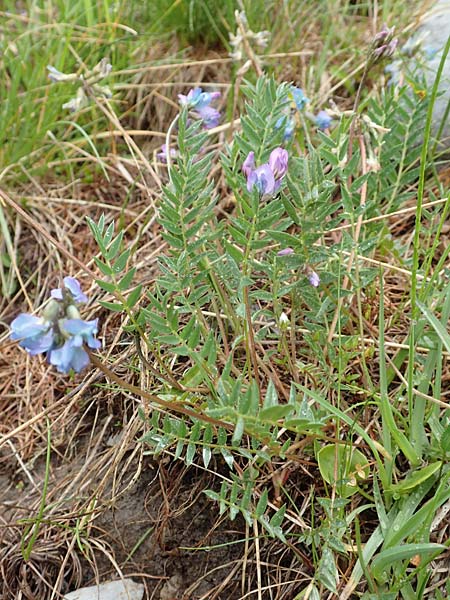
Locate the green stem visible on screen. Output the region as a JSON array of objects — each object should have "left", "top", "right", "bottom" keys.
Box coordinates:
[{"left": 409, "top": 36, "right": 450, "bottom": 454}]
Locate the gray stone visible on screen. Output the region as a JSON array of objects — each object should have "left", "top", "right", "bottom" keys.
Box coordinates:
[{"left": 64, "top": 579, "right": 144, "bottom": 600}]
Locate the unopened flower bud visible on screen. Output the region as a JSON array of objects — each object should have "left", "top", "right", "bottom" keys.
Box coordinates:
[{"left": 279, "top": 312, "right": 289, "bottom": 329}]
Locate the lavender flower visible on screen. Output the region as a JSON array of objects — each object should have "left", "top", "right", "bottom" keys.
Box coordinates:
[
  {"left": 277, "top": 247, "right": 294, "bottom": 256},
  {"left": 178, "top": 87, "right": 221, "bottom": 129},
  {"left": 243, "top": 148, "right": 289, "bottom": 197},
  {"left": 268, "top": 148, "right": 289, "bottom": 180},
  {"left": 247, "top": 165, "right": 276, "bottom": 196},
  {"left": 372, "top": 24, "right": 398, "bottom": 61},
  {"left": 315, "top": 110, "right": 333, "bottom": 130},
  {"left": 373, "top": 23, "right": 395, "bottom": 44},
  {"left": 194, "top": 105, "right": 221, "bottom": 129},
  {"left": 307, "top": 270, "right": 320, "bottom": 287},
  {"left": 242, "top": 151, "right": 255, "bottom": 178},
  {"left": 157, "top": 144, "right": 179, "bottom": 163}
]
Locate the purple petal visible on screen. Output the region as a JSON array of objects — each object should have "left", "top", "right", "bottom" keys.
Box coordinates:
[
  {"left": 308, "top": 271, "right": 320, "bottom": 287},
  {"left": 247, "top": 165, "right": 276, "bottom": 196},
  {"left": 242, "top": 152, "right": 255, "bottom": 178},
  {"left": 195, "top": 106, "right": 221, "bottom": 128},
  {"left": 268, "top": 148, "right": 289, "bottom": 180},
  {"left": 277, "top": 247, "right": 294, "bottom": 256}
]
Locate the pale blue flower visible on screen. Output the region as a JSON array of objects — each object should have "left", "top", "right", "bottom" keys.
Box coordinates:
[
  {"left": 48, "top": 337, "right": 90, "bottom": 374},
  {"left": 60, "top": 318, "right": 101, "bottom": 350},
  {"left": 315, "top": 110, "right": 332, "bottom": 130},
  {"left": 47, "top": 65, "right": 70, "bottom": 83},
  {"left": 289, "top": 86, "right": 309, "bottom": 111},
  {"left": 10, "top": 314, "right": 55, "bottom": 355},
  {"left": 275, "top": 114, "right": 296, "bottom": 141},
  {"left": 48, "top": 318, "right": 100, "bottom": 373},
  {"left": 178, "top": 87, "right": 221, "bottom": 109},
  {"left": 51, "top": 277, "right": 88, "bottom": 304}
]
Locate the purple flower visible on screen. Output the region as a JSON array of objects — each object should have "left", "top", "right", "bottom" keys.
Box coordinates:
[
  {"left": 372, "top": 24, "right": 398, "bottom": 60},
  {"left": 243, "top": 147, "right": 289, "bottom": 197},
  {"left": 157, "top": 144, "right": 178, "bottom": 163},
  {"left": 308, "top": 271, "right": 320, "bottom": 287},
  {"left": 268, "top": 148, "right": 289, "bottom": 180},
  {"left": 373, "top": 24, "right": 395, "bottom": 44},
  {"left": 195, "top": 105, "right": 221, "bottom": 129},
  {"left": 242, "top": 151, "right": 255, "bottom": 178},
  {"left": 247, "top": 165, "right": 276, "bottom": 196},
  {"left": 277, "top": 247, "right": 294, "bottom": 256},
  {"left": 10, "top": 314, "right": 55, "bottom": 355},
  {"left": 315, "top": 110, "right": 332, "bottom": 130},
  {"left": 51, "top": 277, "right": 88, "bottom": 304},
  {"left": 178, "top": 87, "right": 221, "bottom": 129}
]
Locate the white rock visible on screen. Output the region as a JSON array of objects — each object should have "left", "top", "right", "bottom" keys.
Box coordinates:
[
  {"left": 64, "top": 579, "right": 144, "bottom": 600},
  {"left": 418, "top": 0, "right": 450, "bottom": 146}
]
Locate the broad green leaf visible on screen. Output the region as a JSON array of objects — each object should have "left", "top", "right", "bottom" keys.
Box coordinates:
[
  {"left": 94, "top": 257, "right": 113, "bottom": 276},
  {"left": 99, "top": 300, "right": 123, "bottom": 312},
  {"left": 255, "top": 489, "right": 268, "bottom": 518},
  {"left": 317, "top": 444, "right": 369, "bottom": 497},
  {"left": 96, "top": 280, "right": 116, "bottom": 294},
  {"left": 318, "top": 547, "right": 338, "bottom": 593},
  {"left": 387, "top": 461, "right": 442, "bottom": 495},
  {"left": 371, "top": 543, "right": 445, "bottom": 581},
  {"left": 259, "top": 405, "right": 293, "bottom": 421}
]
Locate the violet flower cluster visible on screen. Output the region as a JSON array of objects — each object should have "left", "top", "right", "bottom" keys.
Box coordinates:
[
  {"left": 243, "top": 147, "right": 289, "bottom": 197},
  {"left": 10, "top": 277, "right": 100, "bottom": 374},
  {"left": 371, "top": 24, "right": 398, "bottom": 61},
  {"left": 178, "top": 87, "right": 221, "bottom": 129},
  {"left": 157, "top": 144, "right": 179, "bottom": 163}
]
